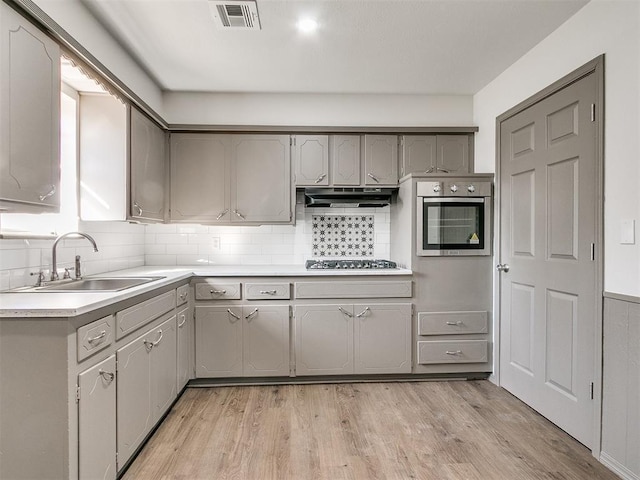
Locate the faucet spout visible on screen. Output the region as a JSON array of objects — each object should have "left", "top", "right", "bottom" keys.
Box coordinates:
[{"left": 51, "top": 232, "right": 99, "bottom": 281}]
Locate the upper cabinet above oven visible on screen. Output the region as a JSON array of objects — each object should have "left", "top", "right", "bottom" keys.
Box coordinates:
[{"left": 400, "top": 134, "right": 473, "bottom": 177}]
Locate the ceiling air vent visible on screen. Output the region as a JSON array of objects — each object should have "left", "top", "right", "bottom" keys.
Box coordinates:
[{"left": 209, "top": 1, "right": 261, "bottom": 30}]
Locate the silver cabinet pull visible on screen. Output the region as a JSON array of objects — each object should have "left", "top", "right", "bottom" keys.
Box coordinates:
[
  {"left": 39, "top": 185, "right": 56, "bottom": 201},
  {"left": 436, "top": 167, "right": 450, "bottom": 173},
  {"left": 133, "top": 202, "right": 143, "bottom": 216},
  {"left": 367, "top": 173, "right": 380, "bottom": 183},
  {"left": 98, "top": 369, "right": 115, "bottom": 382},
  {"left": 259, "top": 290, "right": 277, "bottom": 295},
  {"left": 338, "top": 307, "right": 353, "bottom": 317},
  {"left": 245, "top": 308, "right": 259, "bottom": 320},
  {"left": 233, "top": 210, "right": 245, "bottom": 220},
  {"left": 445, "top": 350, "right": 462, "bottom": 355},
  {"left": 314, "top": 173, "right": 326, "bottom": 184},
  {"left": 152, "top": 330, "right": 164, "bottom": 347},
  {"left": 424, "top": 167, "right": 435, "bottom": 174},
  {"left": 210, "top": 289, "right": 227, "bottom": 294},
  {"left": 179, "top": 292, "right": 188, "bottom": 301},
  {"left": 178, "top": 315, "right": 187, "bottom": 328},
  {"left": 356, "top": 307, "right": 370, "bottom": 318},
  {"left": 144, "top": 330, "right": 164, "bottom": 350},
  {"left": 87, "top": 330, "right": 107, "bottom": 344},
  {"left": 496, "top": 264, "right": 510, "bottom": 273},
  {"left": 216, "top": 209, "right": 229, "bottom": 220},
  {"left": 446, "top": 321, "right": 463, "bottom": 326},
  {"left": 227, "top": 309, "right": 240, "bottom": 320}
]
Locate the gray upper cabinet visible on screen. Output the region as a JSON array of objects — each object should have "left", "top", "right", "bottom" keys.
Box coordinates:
[
  {"left": 170, "top": 134, "right": 292, "bottom": 225},
  {"left": 230, "top": 134, "right": 291, "bottom": 223},
  {"left": 129, "top": 107, "right": 167, "bottom": 223},
  {"left": 401, "top": 134, "right": 472, "bottom": 176},
  {"left": 293, "top": 135, "right": 329, "bottom": 186},
  {"left": 364, "top": 135, "right": 399, "bottom": 186},
  {"left": 0, "top": 4, "right": 60, "bottom": 212},
  {"left": 331, "top": 135, "right": 361, "bottom": 186}
]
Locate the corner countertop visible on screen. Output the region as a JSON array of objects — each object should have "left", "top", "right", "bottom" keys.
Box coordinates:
[{"left": 0, "top": 265, "right": 412, "bottom": 318}]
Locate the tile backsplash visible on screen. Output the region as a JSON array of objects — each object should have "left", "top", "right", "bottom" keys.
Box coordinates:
[
  {"left": 312, "top": 215, "right": 375, "bottom": 257},
  {"left": 0, "top": 206, "right": 390, "bottom": 290}
]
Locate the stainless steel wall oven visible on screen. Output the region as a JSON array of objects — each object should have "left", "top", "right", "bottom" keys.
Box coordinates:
[{"left": 416, "top": 180, "right": 492, "bottom": 256}]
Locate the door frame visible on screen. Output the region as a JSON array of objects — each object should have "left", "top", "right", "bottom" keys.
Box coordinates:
[{"left": 493, "top": 55, "right": 605, "bottom": 456}]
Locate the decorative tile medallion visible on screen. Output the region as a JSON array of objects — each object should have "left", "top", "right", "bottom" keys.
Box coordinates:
[{"left": 312, "top": 215, "right": 374, "bottom": 257}]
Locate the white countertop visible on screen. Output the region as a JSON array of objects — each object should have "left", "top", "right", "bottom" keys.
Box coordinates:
[{"left": 0, "top": 265, "right": 412, "bottom": 318}]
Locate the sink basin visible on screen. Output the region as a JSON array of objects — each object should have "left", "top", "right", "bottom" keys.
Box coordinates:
[{"left": 20, "top": 276, "right": 165, "bottom": 292}]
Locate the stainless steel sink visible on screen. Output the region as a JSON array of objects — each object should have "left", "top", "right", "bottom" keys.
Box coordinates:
[{"left": 13, "top": 276, "right": 165, "bottom": 292}]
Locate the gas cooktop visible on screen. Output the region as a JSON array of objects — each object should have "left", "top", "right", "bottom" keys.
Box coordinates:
[{"left": 305, "top": 259, "right": 397, "bottom": 270}]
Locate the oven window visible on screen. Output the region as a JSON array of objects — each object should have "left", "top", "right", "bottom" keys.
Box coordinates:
[{"left": 424, "top": 201, "right": 484, "bottom": 250}]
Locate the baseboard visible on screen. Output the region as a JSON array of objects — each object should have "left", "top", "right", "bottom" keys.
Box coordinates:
[{"left": 600, "top": 452, "right": 639, "bottom": 480}]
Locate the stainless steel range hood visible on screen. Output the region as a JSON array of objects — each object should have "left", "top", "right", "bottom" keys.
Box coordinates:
[{"left": 304, "top": 187, "right": 396, "bottom": 208}]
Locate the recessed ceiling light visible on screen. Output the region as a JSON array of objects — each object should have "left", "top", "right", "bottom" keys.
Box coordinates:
[{"left": 296, "top": 18, "right": 318, "bottom": 34}]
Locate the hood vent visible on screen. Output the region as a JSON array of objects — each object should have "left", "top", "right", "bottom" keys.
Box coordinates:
[
  {"left": 209, "top": 1, "right": 261, "bottom": 30},
  {"left": 304, "top": 187, "right": 396, "bottom": 208}
]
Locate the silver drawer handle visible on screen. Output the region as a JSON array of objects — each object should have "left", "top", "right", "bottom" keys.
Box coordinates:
[
  {"left": 436, "top": 167, "right": 450, "bottom": 173},
  {"left": 87, "top": 330, "right": 107, "bottom": 344},
  {"left": 314, "top": 173, "right": 326, "bottom": 184},
  {"left": 178, "top": 315, "right": 187, "bottom": 328},
  {"left": 227, "top": 309, "right": 240, "bottom": 320},
  {"left": 356, "top": 307, "right": 370, "bottom": 318},
  {"left": 259, "top": 290, "right": 277, "bottom": 295},
  {"left": 233, "top": 210, "right": 245, "bottom": 220},
  {"left": 445, "top": 350, "right": 462, "bottom": 355},
  {"left": 38, "top": 185, "right": 56, "bottom": 201},
  {"left": 211, "top": 289, "right": 227, "bottom": 294},
  {"left": 133, "top": 202, "right": 143, "bottom": 216},
  {"left": 216, "top": 209, "right": 229, "bottom": 220},
  {"left": 179, "top": 292, "right": 188, "bottom": 301},
  {"left": 99, "top": 369, "right": 115, "bottom": 382},
  {"left": 446, "top": 321, "right": 463, "bottom": 326},
  {"left": 245, "top": 308, "right": 259, "bottom": 320},
  {"left": 367, "top": 173, "right": 380, "bottom": 183},
  {"left": 338, "top": 307, "right": 353, "bottom": 317},
  {"left": 144, "top": 330, "right": 164, "bottom": 350}
]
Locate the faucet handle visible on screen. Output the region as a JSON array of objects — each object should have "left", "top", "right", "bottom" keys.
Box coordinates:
[
  {"left": 30, "top": 270, "right": 47, "bottom": 287},
  {"left": 63, "top": 267, "right": 75, "bottom": 280}
]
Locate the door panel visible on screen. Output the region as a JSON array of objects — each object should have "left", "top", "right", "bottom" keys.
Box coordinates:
[
  {"left": 499, "top": 72, "right": 598, "bottom": 447},
  {"left": 243, "top": 305, "right": 290, "bottom": 377}
]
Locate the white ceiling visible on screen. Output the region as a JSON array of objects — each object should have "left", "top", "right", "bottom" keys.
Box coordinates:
[{"left": 81, "top": 0, "right": 589, "bottom": 95}]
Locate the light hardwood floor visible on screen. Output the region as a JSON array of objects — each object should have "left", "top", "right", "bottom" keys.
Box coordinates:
[{"left": 122, "top": 381, "right": 617, "bottom": 479}]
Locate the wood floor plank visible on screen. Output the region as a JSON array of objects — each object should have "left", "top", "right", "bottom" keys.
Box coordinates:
[{"left": 122, "top": 381, "right": 618, "bottom": 480}]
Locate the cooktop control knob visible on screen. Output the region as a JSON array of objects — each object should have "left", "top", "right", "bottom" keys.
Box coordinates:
[
  {"left": 467, "top": 184, "right": 476, "bottom": 193},
  {"left": 433, "top": 184, "right": 441, "bottom": 193},
  {"left": 450, "top": 184, "right": 458, "bottom": 193}
]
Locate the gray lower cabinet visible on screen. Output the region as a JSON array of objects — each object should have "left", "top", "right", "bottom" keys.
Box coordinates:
[
  {"left": 78, "top": 355, "right": 117, "bottom": 480},
  {"left": 195, "top": 305, "right": 290, "bottom": 377},
  {"left": 177, "top": 304, "right": 191, "bottom": 390},
  {"left": 116, "top": 314, "right": 177, "bottom": 469},
  {"left": 294, "top": 303, "right": 411, "bottom": 376}
]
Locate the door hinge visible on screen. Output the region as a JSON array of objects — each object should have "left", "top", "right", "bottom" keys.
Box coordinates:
[
  {"left": 76, "top": 385, "right": 81, "bottom": 403},
  {"left": 590, "top": 103, "right": 596, "bottom": 122},
  {"left": 590, "top": 382, "right": 594, "bottom": 400},
  {"left": 590, "top": 243, "right": 595, "bottom": 261}
]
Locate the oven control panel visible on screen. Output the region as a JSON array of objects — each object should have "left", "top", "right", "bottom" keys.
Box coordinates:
[{"left": 417, "top": 181, "right": 492, "bottom": 197}]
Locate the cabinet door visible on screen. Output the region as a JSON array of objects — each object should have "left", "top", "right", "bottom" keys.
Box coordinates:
[
  {"left": 231, "top": 135, "right": 291, "bottom": 223},
  {"left": 170, "top": 133, "right": 230, "bottom": 223},
  {"left": 195, "top": 306, "right": 243, "bottom": 377},
  {"left": 130, "top": 107, "right": 166, "bottom": 222},
  {"left": 354, "top": 303, "right": 412, "bottom": 374},
  {"left": 177, "top": 305, "right": 192, "bottom": 390},
  {"left": 331, "top": 135, "right": 360, "bottom": 186},
  {"left": 116, "top": 331, "right": 153, "bottom": 468},
  {"left": 243, "top": 305, "right": 290, "bottom": 377},
  {"left": 150, "top": 316, "right": 177, "bottom": 424},
  {"left": 364, "top": 135, "right": 398, "bottom": 185},
  {"left": 0, "top": 4, "right": 60, "bottom": 211},
  {"left": 294, "top": 304, "right": 354, "bottom": 376},
  {"left": 401, "top": 135, "right": 436, "bottom": 176},
  {"left": 293, "top": 135, "right": 328, "bottom": 186},
  {"left": 436, "top": 134, "right": 470, "bottom": 174},
  {"left": 78, "top": 355, "right": 117, "bottom": 480}
]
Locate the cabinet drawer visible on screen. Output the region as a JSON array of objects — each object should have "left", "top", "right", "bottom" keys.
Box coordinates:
[
  {"left": 245, "top": 282, "right": 290, "bottom": 300},
  {"left": 417, "top": 340, "right": 488, "bottom": 364},
  {"left": 195, "top": 281, "right": 241, "bottom": 300},
  {"left": 77, "top": 315, "right": 114, "bottom": 362},
  {"left": 116, "top": 290, "right": 176, "bottom": 340},
  {"left": 418, "top": 311, "right": 488, "bottom": 336},
  {"left": 176, "top": 284, "right": 190, "bottom": 307},
  {"left": 295, "top": 281, "right": 411, "bottom": 299}
]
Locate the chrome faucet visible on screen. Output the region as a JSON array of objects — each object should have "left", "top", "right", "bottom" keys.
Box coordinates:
[{"left": 51, "top": 232, "right": 99, "bottom": 281}]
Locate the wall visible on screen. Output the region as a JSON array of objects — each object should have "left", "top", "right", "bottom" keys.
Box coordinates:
[
  {"left": 473, "top": 0, "right": 640, "bottom": 297},
  {"left": 163, "top": 92, "right": 473, "bottom": 126},
  {"left": 145, "top": 205, "right": 390, "bottom": 266},
  {"left": 0, "top": 221, "right": 145, "bottom": 290}
]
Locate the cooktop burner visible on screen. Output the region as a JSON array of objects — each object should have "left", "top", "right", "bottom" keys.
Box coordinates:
[{"left": 305, "top": 259, "right": 397, "bottom": 270}]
